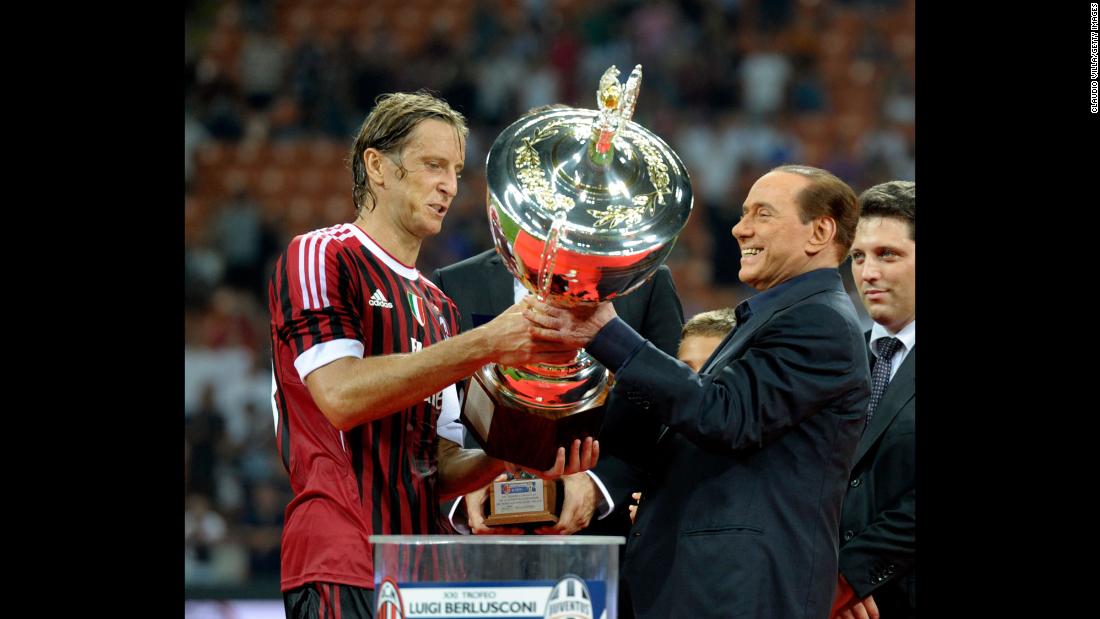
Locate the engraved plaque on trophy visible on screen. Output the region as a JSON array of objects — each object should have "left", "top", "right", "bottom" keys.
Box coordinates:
[
  {"left": 482, "top": 475, "right": 564, "bottom": 527},
  {"left": 461, "top": 64, "right": 694, "bottom": 474}
]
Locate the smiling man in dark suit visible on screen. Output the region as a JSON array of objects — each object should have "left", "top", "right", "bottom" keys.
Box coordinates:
[
  {"left": 525, "top": 164, "right": 872, "bottom": 618},
  {"left": 831, "top": 180, "right": 916, "bottom": 619}
]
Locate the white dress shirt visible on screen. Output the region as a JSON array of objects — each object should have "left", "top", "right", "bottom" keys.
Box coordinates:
[{"left": 868, "top": 319, "right": 915, "bottom": 380}]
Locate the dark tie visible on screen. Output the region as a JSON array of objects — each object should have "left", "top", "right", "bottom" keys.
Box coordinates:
[{"left": 866, "top": 337, "right": 903, "bottom": 425}]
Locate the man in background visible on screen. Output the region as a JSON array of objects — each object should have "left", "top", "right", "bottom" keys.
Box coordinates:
[{"left": 832, "top": 180, "right": 916, "bottom": 619}]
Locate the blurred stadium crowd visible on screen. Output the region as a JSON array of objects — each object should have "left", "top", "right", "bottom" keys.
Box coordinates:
[{"left": 184, "top": 0, "right": 914, "bottom": 596}]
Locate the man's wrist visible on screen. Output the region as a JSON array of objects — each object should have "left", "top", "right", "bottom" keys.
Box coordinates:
[
  {"left": 584, "top": 470, "right": 614, "bottom": 519},
  {"left": 586, "top": 318, "right": 647, "bottom": 373}
]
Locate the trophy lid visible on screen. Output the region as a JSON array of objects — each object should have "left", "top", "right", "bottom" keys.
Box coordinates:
[{"left": 485, "top": 65, "right": 693, "bottom": 261}]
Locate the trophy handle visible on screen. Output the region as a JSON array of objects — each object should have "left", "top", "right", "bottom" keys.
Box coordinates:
[
  {"left": 537, "top": 211, "right": 568, "bottom": 302},
  {"left": 617, "top": 64, "right": 643, "bottom": 123}
]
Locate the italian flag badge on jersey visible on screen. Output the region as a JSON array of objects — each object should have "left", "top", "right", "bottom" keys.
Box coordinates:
[{"left": 407, "top": 291, "right": 425, "bottom": 327}]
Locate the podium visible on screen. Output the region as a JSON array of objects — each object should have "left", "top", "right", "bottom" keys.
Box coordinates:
[{"left": 370, "top": 535, "right": 625, "bottom": 619}]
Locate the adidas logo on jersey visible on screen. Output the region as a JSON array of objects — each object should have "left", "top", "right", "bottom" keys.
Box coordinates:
[{"left": 369, "top": 289, "right": 394, "bottom": 308}]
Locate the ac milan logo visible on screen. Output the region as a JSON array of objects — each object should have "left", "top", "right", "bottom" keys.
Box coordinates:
[
  {"left": 437, "top": 311, "right": 450, "bottom": 338},
  {"left": 376, "top": 578, "right": 405, "bottom": 619}
]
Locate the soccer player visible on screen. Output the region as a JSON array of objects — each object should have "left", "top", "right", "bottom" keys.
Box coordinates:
[{"left": 269, "top": 91, "right": 597, "bottom": 618}]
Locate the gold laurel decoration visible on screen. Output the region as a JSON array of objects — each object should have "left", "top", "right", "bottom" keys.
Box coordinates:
[
  {"left": 514, "top": 120, "right": 579, "bottom": 213},
  {"left": 512, "top": 118, "right": 673, "bottom": 227},
  {"left": 611, "top": 135, "right": 634, "bottom": 159},
  {"left": 625, "top": 129, "right": 671, "bottom": 207},
  {"left": 587, "top": 202, "right": 646, "bottom": 228}
]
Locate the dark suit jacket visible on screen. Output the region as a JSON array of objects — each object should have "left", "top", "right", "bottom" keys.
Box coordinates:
[
  {"left": 431, "top": 248, "right": 685, "bottom": 537},
  {"left": 838, "top": 337, "right": 916, "bottom": 618},
  {"left": 596, "top": 268, "right": 870, "bottom": 619}
]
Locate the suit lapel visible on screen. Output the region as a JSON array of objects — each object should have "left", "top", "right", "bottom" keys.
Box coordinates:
[
  {"left": 699, "top": 306, "right": 775, "bottom": 374},
  {"left": 482, "top": 253, "right": 517, "bottom": 314},
  {"left": 854, "top": 347, "right": 916, "bottom": 463},
  {"left": 695, "top": 279, "right": 831, "bottom": 376},
  {"left": 700, "top": 277, "right": 840, "bottom": 374}
]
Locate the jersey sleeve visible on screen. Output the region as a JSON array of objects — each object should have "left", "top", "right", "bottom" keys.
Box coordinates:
[{"left": 271, "top": 232, "right": 366, "bottom": 381}]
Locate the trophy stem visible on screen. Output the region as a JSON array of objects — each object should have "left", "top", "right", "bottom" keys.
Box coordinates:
[
  {"left": 462, "top": 360, "right": 610, "bottom": 471},
  {"left": 476, "top": 353, "right": 607, "bottom": 412},
  {"left": 518, "top": 348, "right": 593, "bottom": 378}
]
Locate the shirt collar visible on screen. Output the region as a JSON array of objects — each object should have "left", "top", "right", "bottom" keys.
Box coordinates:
[
  {"left": 869, "top": 319, "right": 916, "bottom": 359},
  {"left": 735, "top": 268, "right": 840, "bottom": 325}
]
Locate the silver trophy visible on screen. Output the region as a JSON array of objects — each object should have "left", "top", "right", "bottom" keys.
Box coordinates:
[{"left": 461, "top": 64, "right": 693, "bottom": 473}]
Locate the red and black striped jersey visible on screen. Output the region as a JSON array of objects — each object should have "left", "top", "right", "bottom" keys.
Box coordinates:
[{"left": 268, "top": 222, "right": 462, "bottom": 591}]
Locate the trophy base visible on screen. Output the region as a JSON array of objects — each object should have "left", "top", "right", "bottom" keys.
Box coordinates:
[
  {"left": 460, "top": 370, "right": 607, "bottom": 472},
  {"left": 483, "top": 478, "right": 564, "bottom": 526}
]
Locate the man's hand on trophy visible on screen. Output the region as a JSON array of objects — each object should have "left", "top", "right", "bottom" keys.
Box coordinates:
[
  {"left": 519, "top": 437, "right": 600, "bottom": 480},
  {"left": 465, "top": 474, "right": 525, "bottom": 535},
  {"left": 533, "top": 473, "right": 599, "bottom": 535},
  {"left": 522, "top": 298, "right": 618, "bottom": 348},
  {"left": 486, "top": 299, "right": 580, "bottom": 366}
]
